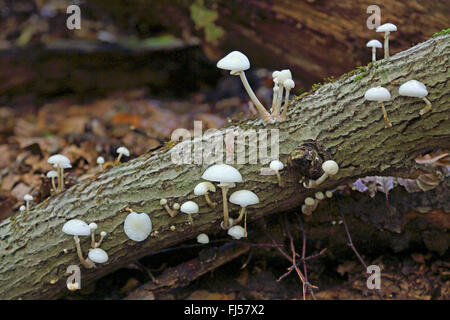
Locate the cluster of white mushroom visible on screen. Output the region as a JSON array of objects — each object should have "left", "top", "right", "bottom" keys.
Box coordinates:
[
  {"left": 364, "top": 24, "right": 432, "bottom": 127},
  {"left": 366, "top": 23, "right": 397, "bottom": 61},
  {"left": 303, "top": 160, "right": 339, "bottom": 189},
  {"left": 217, "top": 51, "right": 294, "bottom": 123},
  {"left": 47, "top": 154, "right": 72, "bottom": 193},
  {"left": 301, "top": 190, "right": 333, "bottom": 215},
  {"left": 365, "top": 80, "right": 432, "bottom": 128},
  {"left": 62, "top": 219, "right": 108, "bottom": 269}
]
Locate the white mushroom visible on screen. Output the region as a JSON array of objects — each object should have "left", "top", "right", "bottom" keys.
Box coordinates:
[
  {"left": 96, "top": 231, "right": 107, "bottom": 248},
  {"left": 366, "top": 40, "right": 382, "bottom": 62},
  {"left": 301, "top": 197, "right": 316, "bottom": 215},
  {"left": 304, "top": 160, "right": 339, "bottom": 189},
  {"left": 376, "top": 23, "right": 397, "bottom": 59},
  {"left": 229, "top": 190, "right": 259, "bottom": 237},
  {"left": 273, "top": 69, "right": 292, "bottom": 116},
  {"left": 281, "top": 78, "right": 295, "bottom": 120},
  {"left": 46, "top": 170, "right": 58, "bottom": 192},
  {"left": 97, "top": 156, "right": 105, "bottom": 171},
  {"left": 228, "top": 225, "right": 246, "bottom": 239},
  {"left": 124, "top": 211, "right": 152, "bottom": 242},
  {"left": 48, "top": 154, "right": 71, "bottom": 192},
  {"left": 88, "top": 248, "right": 109, "bottom": 264},
  {"left": 62, "top": 219, "right": 94, "bottom": 268},
  {"left": 194, "top": 182, "right": 217, "bottom": 209},
  {"left": 19, "top": 205, "right": 26, "bottom": 213},
  {"left": 180, "top": 201, "right": 199, "bottom": 224},
  {"left": 202, "top": 164, "right": 243, "bottom": 229},
  {"left": 217, "top": 51, "right": 271, "bottom": 122},
  {"left": 115, "top": 146, "right": 130, "bottom": 164},
  {"left": 325, "top": 190, "right": 333, "bottom": 198},
  {"left": 160, "top": 198, "right": 179, "bottom": 217},
  {"left": 399, "top": 80, "right": 432, "bottom": 115},
  {"left": 23, "top": 194, "right": 33, "bottom": 213},
  {"left": 364, "top": 86, "right": 392, "bottom": 128},
  {"left": 269, "top": 160, "right": 284, "bottom": 186},
  {"left": 197, "top": 233, "right": 210, "bottom": 244}
]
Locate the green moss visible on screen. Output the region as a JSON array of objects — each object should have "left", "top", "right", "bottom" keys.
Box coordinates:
[
  {"left": 353, "top": 71, "right": 368, "bottom": 82},
  {"left": 190, "top": 0, "right": 224, "bottom": 44},
  {"left": 432, "top": 28, "right": 450, "bottom": 38}
]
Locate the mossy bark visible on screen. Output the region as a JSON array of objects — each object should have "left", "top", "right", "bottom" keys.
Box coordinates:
[{"left": 0, "top": 35, "right": 449, "bottom": 300}]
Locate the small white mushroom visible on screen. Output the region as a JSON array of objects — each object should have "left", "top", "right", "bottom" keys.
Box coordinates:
[
  {"left": 229, "top": 190, "right": 259, "bottom": 237},
  {"left": 88, "top": 223, "right": 98, "bottom": 248},
  {"left": 194, "top": 182, "right": 217, "bottom": 209},
  {"left": 228, "top": 225, "right": 246, "bottom": 239},
  {"left": 88, "top": 248, "right": 109, "bottom": 265},
  {"left": 97, "top": 156, "right": 105, "bottom": 171},
  {"left": 19, "top": 205, "right": 26, "bottom": 213},
  {"left": 376, "top": 23, "right": 397, "bottom": 59},
  {"left": 160, "top": 198, "right": 179, "bottom": 217},
  {"left": 62, "top": 219, "right": 94, "bottom": 269},
  {"left": 273, "top": 69, "right": 292, "bottom": 116},
  {"left": 96, "top": 231, "right": 107, "bottom": 248},
  {"left": 364, "top": 87, "right": 392, "bottom": 128},
  {"left": 115, "top": 146, "right": 130, "bottom": 164},
  {"left": 124, "top": 211, "right": 152, "bottom": 242},
  {"left": 269, "top": 160, "right": 284, "bottom": 187},
  {"left": 217, "top": 51, "right": 271, "bottom": 122},
  {"left": 315, "top": 191, "right": 325, "bottom": 201},
  {"left": 325, "top": 190, "right": 333, "bottom": 198},
  {"left": 301, "top": 197, "right": 316, "bottom": 215},
  {"left": 46, "top": 170, "right": 58, "bottom": 192},
  {"left": 366, "top": 40, "right": 382, "bottom": 62},
  {"left": 202, "top": 164, "right": 243, "bottom": 229},
  {"left": 281, "top": 78, "right": 295, "bottom": 120},
  {"left": 197, "top": 233, "right": 210, "bottom": 244},
  {"left": 304, "top": 160, "right": 339, "bottom": 189},
  {"left": 48, "top": 154, "right": 71, "bottom": 192},
  {"left": 23, "top": 194, "right": 33, "bottom": 213},
  {"left": 180, "top": 201, "right": 199, "bottom": 224},
  {"left": 399, "top": 80, "right": 431, "bottom": 115}
]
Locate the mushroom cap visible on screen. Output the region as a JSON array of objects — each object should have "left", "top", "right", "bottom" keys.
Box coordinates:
[
  {"left": 272, "top": 70, "right": 280, "bottom": 79},
  {"left": 217, "top": 51, "right": 250, "bottom": 72},
  {"left": 46, "top": 170, "right": 58, "bottom": 178},
  {"left": 96, "top": 156, "right": 105, "bottom": 164},
  {"left": 366, "top": 39, "right": 382, "bottom": 48},
  {"left": 315, "top": 192, "right": 325, "bottom": 200},
  {"left": 100, "top": 231, "right": 107, "bottom": 237},
  {"left": 116, "top": 146, "right": 130, "bottom": 157},
  {"left": 123, "top": 212, "right": 152, "bottom": 242},
  {"left": 19, "top": 205, "right": 26, "bottom": 212},
  {"left": 398, "top": 80, "right": 428, "bottom": 98},
  {"left": 364, "top": 87, "right": 391, "bottom": 102},
  {"left": 305, "top": 197, "right": 316, "bottom": 206},
  {"left": 62, "top": 219, "right": 91, "bottom": 236},
  {"left": 283, "top": 79, "right": 295, "bottom": 89},
  {"left": 180, "top": 201, "right": 199, "bottom": 214},
  {"left": 23, "top": 194, "right": 33, "bottom": 201},
  {"left": 376, "top": 23, "right": 397, "bottom": 33},
  {"left": 229, "top": 190, "right": 260, "bottom": 207},
  {"left": 269, "top": 160, "right": 284, "bottom": 171},
  {"left": 276, "top": 69, "right": 292, "bottom": 84},
  {"left": 160, "top": 198, "right": 167, "bottom": 206},
  {"left": 322, "top": 160, "right": 339, "bottom": 175},
  {"left": 88, "top": 248, "right": 109, "bottom": 264},
  {"left": 48, "top": 154, "right": 71, "bottom": 168},
  {"left": 194, "top": 182, "right": 216, "bottom": 196},
  {"left": 173, "top": 203, "right": 180, "bottom": 210},
  {"left": 325, "top": 190, "right": 333, "bottom": 198},
  {"left": 201, "top": 164, "right": 243, "bottom": 183},
  {"left": 228, "top": 225, "right": 246, "bottom": 239},
  {"left": 89, "top": 223, "right": 98, "bottom": 231},
  {"left": 197, "top": 233, "right": 210, "bottom": 244}
]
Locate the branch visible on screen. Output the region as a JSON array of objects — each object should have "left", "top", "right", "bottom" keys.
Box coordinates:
[{"left": 0, "top": 34, "right": 449, "bottom": 299}]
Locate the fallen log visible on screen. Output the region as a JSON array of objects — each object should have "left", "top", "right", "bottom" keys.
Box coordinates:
[{"left": 0, "top": 34, "right": 449, "bottom": 299}]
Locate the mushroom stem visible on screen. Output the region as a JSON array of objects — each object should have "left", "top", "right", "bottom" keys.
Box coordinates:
[
  {"left": 98, "top": 163, "right": 103, "bottom": 171},
  {"left": 73, "top": 236, "right": 94, "bottom": 269},
  {"left": 271, "top": 87, "right": 279, "bottom": 113},
  {"left": 237, "top": 71, "right": 272, "bottom": 122},
  {"left": 275, "top": 171, "right": 283, "bottom": 187},
  {"left": 379, "top": 102, "right": 392, "bottom": 128},
  {"left": 420, "top": 97, "right": 432, "bottom": 115},
  {"left": 244, "top": 210, "right": 248, "bottom": 237},
  {"left": 384, "top": 31, "right": 390, "bottom": 59},
  {"left": 188, "top": 215, "right": 194, "bottom": 225},
  {"left": 95, "top": 234, "right": 106, "bottom": 248},
  {"left": 281, "top": 88, "right": 291, "bottom": 121},
  {"left": 50, "top": 177, "right": 57, "bottom": 192},
  {"left": 220, "top": 186, "right": 230, "bottom": 229},
  {"left": 234, "top": 207, "right": 247, "bottom": 224},
  {"left": 115, "top": 153, "right": 123, "bottom": 165},
  {"left": 204, "top": 193, "right": 217, "bottom": 209},
  {"left": 90, "top": 230, "right": 96, "bottom": 248},
  {"left": 163, "top": 204, "right": 177, "bottom": 217},
  {"left": 273, "top": 84, "right": 284, "bottom": 116},
  {"left": 56, "top": 165, "right": 62, "bottom": 193},
  {"left": 303, "top": 173, "right": 328, "bottom": 189},
  {"left": 372, "top": 47, "right": 377, "bottom": 62}
]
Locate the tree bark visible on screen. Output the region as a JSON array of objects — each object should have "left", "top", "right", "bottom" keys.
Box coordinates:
[{"left": 0, "top": 34, "right": 449, "bottom": 300}]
